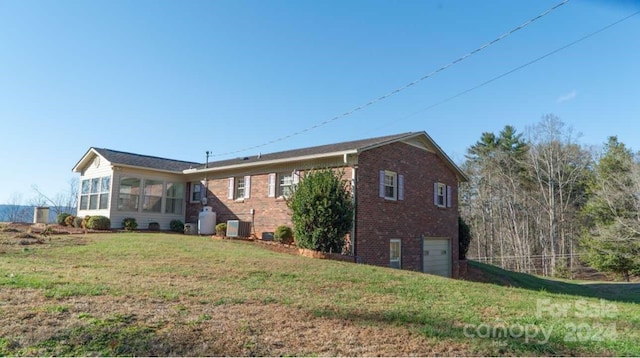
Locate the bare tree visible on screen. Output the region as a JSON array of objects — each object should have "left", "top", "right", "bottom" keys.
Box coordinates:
[
  {"left": 1, "top": 193, "right": 31, "bottom": 222},
  {"left": 31, "top": 177, "right": 79, "bottom": 217},
  {"left": 461, "top": 116, "right": 592, "bottom": 277},
  {"left": 525, "top": 115, "right": 591, "bottom": 275}
]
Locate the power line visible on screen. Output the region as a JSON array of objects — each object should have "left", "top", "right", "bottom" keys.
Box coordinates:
[
  {"left": 379, "top": 10, "right": 640, "bottom": 127},
  {"left": 212, "top": 0, "right": 571, "bottom": 157}
]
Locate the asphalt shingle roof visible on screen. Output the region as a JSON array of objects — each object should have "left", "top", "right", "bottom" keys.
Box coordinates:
[
  {"left": 200, "top": 132, "right": 417, "bottom": 169},
  {"left": 93, "top": 148, "right": 201, "bottom": 172}
]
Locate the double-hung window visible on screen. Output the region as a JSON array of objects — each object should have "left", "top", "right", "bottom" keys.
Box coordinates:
[
  {"left": 278, "top": 172, "right": 294, "bottom": 197},
  {"left": 190, "top": 182, "right": 203, "bottom": 203},
  {"left": 384, "top": 171, "right": 397, "bottom": 200},
  {"left": 268, "top": 171, "right": 298, "bottom": 198},
  {"left": 228, "top": 176, "right": 251, "bottom": 200},
  {"left": 379, "top": 170, "right": 404, "bottom": 201},
  {"left": 434, "top": 182, "right": 452, "bottom": 208},
  {"left": 235, "top": 177, "right": 245, "bottom": 199}
]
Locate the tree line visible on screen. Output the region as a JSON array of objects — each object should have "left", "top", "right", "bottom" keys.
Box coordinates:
[
  {"left": 1, "top": 178, "right": 78, "bottom": 222},
  {"left": 459, "top": 114, "right": 640, "bottom": 281}
]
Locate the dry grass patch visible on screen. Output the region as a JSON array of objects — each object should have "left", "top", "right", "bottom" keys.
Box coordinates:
[{"left": 0, "top": 289, "right": 466, "bottom": 356}]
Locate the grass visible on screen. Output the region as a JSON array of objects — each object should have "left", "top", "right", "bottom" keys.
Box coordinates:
[{"left": 0, "top": 231, "right": 638, "bottom": 356}]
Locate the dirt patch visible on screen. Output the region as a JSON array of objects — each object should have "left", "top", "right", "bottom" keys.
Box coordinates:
[{"left": 0, "top": 289, "right": 468, "bottom": 356}]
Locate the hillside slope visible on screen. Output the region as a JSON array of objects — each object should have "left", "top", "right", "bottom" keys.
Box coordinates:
[{"left": 0, "top": 230, "right": 638, "bottom": 356}]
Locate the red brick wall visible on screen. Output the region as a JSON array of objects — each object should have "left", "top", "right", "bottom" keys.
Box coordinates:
[
  {"left": 186, "top": 168, "right": 353, "bottom": 239},
  {"left": 355, "top": 142, "right": 459, "bottom": 276},
  {"left": 183, "top": 144, "right": 461, "bottom": 278}
]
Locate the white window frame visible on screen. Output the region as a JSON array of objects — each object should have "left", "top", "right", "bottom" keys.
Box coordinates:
[
  {"left": 235, "top": 177, "right": 245, "bottom": 199},
  {"left": 278, "top": 172, "right": 294, "bottom": 198},
  {"left": 142, "top": 179, "right": 164, "bottom": 213},
  {"left": 384, "top": 170, "right": 397, "bottom": 201},
  {"left": 117, "top": 177, "right": 141, "bottom": 212},
  {"left": 435, "top": 182, "right": 446, "bottom": 208},
  {"left": 99, "top": 177, "right": 110, "bottom": 210},
  {"left": 80, "top": 176, "right": 111, "bottom": 211},
  {"left": 165, "top": 182, "right": 185, "bottom": 214},
  {"left": 390, "top": 239, "right": 401, "bottom": 269},
  {"left": 231, "top": 176, "right": 251, "bottom": 201},
  {"left": 190, "top": 182, "right": 204, "bottom": 203}
]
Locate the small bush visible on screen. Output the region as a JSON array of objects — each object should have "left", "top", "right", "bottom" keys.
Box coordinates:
[
  {"left": 170, "top": 220, "right": 184, "bottom": 233},
  {"left": 86, "top": 216, "right": 110, "bottom": 230},
  {"left": 122, "top": 218, "right": 138, "bottom": 231},
  {"left": 215, "top": 223, "right": 227, "bottom": 236},
  {"left": 64, "top": 215, "right": 76, "bottom": 227},
  {"left": 81, "top": 216, "right": 91, "bottom": 229},
  {"left": 274, "top": 225, "right": 294, "bottom": 245},
  {"left": 148, "top": 222, "right": 160, "bottom": 231},
  {"left": 73, "top": 216, "right": 83, "bottom": 228},
  {"left": 57, "top": 213, "right": 71, "bottom": 226}
]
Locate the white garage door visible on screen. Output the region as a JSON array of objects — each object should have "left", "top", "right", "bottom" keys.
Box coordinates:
[{"left": 423, "top": 238, "right": 451, "bottom": 277}]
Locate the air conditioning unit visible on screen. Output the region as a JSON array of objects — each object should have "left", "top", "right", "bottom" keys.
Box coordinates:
[{"left": 226, "top": 220, "right": 251, "bottom": 237}]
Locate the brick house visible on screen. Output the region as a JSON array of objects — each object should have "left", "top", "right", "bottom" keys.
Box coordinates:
[{"left": 72, "top": 132, "right": 467, "bottom": 277}]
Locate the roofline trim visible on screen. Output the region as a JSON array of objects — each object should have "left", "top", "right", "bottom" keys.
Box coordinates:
[
  {"left": 71, "top": 147, "right": 100, "bottom": 173},
  {"left": 183, "top": 149, "right": 359, "bottom": 174},
  {"left": 110, "top": 163, "right": 189, "bottom": 175}
]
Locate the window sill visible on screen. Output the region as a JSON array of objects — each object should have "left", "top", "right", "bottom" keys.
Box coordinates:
[{"left": 234, "top": 198, "right": 246, "bottom": 203}]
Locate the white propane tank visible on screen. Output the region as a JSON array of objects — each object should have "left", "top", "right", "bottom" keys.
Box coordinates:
[{"left": 198, "top": 206, "right": 216, "bottom": 235}]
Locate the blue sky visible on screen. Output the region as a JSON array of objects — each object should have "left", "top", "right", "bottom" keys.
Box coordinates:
[{"left": 1, "top": 0, "right": 639, "bottom": 204}]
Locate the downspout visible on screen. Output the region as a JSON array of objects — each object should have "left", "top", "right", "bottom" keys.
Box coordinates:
[{"left": 349, "top": 157, "right": 358, "bottom": 260}]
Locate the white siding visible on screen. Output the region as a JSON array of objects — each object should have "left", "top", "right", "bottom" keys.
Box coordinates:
[
  {"left": 77, "top": 155, "right": 114, "bottom": 219},
  {"left": 109, "top": 168, "right": 187, "bottom": 230},
  {"left": 74, "top": 156, "right": 189, "bottom": 230}
]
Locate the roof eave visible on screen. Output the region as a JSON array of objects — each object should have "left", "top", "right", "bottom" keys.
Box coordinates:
[
  {"left": 356, "top": 131, "right": 469, "bottom": 182},
  {"left": 184, "top": 149, "right": 359, "bottom": 174},
  {"left": 71, "top": 148, "right": 100, "bottom": 173},
  {"left": 418, "top": 131, "right": 469, "bottom": 182},
  {"left": 111, "top": 163, "right": 189, "bottom": 175}
]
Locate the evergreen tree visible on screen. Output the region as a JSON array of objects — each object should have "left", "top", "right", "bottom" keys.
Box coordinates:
[
  {"left": 581, "top": 136, "right": 640, "bottom": 281},
  {"left": 287, "top": 169, "right": 354, "bottom": 253}
]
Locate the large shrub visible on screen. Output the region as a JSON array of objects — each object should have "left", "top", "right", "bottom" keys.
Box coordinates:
[
  {"left": 274, "top": 225, "right": 294, "bottom": 245},
  {"left": 215, "top": 223, "right": 227, "bottom": 236},
  {"left": 122, "top": 218, "right": 138, "bottom": 231},
  {"left": 57, "top": 212, "right": 71, "bottom": 226},
  {"left": 458, "top": 216, "right": 472, "bottom": 260},
  {"left": 170, "top": 220, "right": 184, "bottom": 233},
  {"left": 87, "top": 216, "right": 111, "bottom": 230},
  {"left": 287, "top": 169, "right": 353, "bottom": 253}
]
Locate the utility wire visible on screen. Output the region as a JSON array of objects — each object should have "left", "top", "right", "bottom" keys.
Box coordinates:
[
  {"left": 379, "top": 9, "right": 640, "bottom": 127},
  {"left": 212, "top": 0, "right": 570, "bottom": 157}
]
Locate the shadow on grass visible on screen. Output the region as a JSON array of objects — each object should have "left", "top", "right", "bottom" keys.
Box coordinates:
[
  {"left": 467, "top": 261, "right": 640, "bottom": 304},
  {"left": 310, "top": 305, "right": 575, "bottom": 356}
]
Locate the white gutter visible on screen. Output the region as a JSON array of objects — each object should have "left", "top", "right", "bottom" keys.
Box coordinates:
[
  {"left": 111, "top": 164, "right": 187, "bottom": 175},
  {"left": 183, "top": 149, "right": 358, "bottom": 174}
]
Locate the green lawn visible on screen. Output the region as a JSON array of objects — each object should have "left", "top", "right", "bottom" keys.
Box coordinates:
[{"left": 0, "top": 231, "right": 638, "bottom": 356}]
